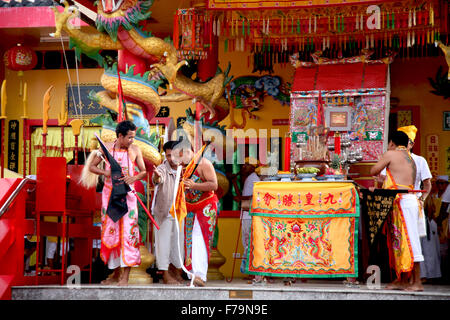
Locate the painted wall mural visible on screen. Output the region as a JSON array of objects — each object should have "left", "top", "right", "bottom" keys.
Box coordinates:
[
  {"left": 290, "top": 93, "right": 387, "bottom": 161},
  {"left": 228, "top": 75, "right": 290, "bottom": 129}
]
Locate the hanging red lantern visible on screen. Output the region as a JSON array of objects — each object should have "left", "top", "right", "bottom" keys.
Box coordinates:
[
  {"left": 3, "top": 43, "right": 37, "bottom": 96},
  {"left": 4, "top": 43, "right": 37, "bottom": 75}
]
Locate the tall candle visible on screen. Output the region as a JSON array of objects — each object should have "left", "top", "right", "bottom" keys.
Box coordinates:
[
  {"left": 334, "top": 135, "right": 341, "bottom": 155},
  {"left": 22, "top": 82, "right": 28, "bottom": 118},
  {"left": 284, "top": 136, "right": 291, "bottom": 171}
]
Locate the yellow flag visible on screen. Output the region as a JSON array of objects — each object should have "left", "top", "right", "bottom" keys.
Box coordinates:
[{"left": 169, "top": 144, "right": 207, "bottom": 223}]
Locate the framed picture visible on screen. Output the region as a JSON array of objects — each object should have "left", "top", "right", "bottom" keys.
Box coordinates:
[
  {"left": 67, "top": 83, "right": 105, "bottom": 118},
  {"left": 444, "top": 111, "right": 450, "bottom": 131},
  {"left": 325, "top": 107, "right": 352, "bottom": 131}
]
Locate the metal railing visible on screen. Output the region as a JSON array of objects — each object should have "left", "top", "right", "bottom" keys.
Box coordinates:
[{"left": 0, "top": 178, "right": 31, "bottom": 218}]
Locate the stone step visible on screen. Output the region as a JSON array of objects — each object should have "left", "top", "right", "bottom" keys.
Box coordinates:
[{"left": 11, "top": 279, "right": 450, "bottom": 300}]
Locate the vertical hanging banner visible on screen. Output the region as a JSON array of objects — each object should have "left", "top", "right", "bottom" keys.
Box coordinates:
[
  {"left": 175, "top": 8, "right": 210, "bottom": 61},
  {"left": 7, "top": 120, "right": 19, "bottom": 172},
  {"left": 426, "top": 134, "right": 439, "bottom": 177}
]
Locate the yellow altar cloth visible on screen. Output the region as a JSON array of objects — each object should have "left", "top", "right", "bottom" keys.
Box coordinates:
[{"left": 246, "top": 181, "right": 359, "bottom": 278}]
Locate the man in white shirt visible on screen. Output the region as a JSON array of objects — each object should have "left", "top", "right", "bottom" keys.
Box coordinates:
[
  {"left": 234, "top": 157, "right": 261, "bottom": 275},
  {"left": 397, "top": 126, "right": 432, "bottom": 204},
  {"left": 437, "top": 181, "right": 450, "bottom": 283},
  {"left": 419, "top": 197, "right": 441, "bottom": 281},
  {"left": 152, "top": 141, "right": 185, "bottom": 284},
  {"left": 439, "top": 183, "right": 450, "bottom": 230},
  {"left": 433, "top": 176, "right": 449, "bottom": 264}
]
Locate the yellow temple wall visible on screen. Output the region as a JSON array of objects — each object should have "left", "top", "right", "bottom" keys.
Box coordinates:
[
  {"left": 390, "top": 56, "right": 450, "bottom": 177},
  {"left": 1, "top": 42, "right": 449, "bottom": 280}
]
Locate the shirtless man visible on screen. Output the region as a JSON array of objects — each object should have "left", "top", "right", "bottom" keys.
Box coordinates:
[
  {"left": 173, "top": 142, "right": 218, "bottom": 287},
  {"left": 89, "top": 120, "right": 147, "bottom": 286},
  {"left": 370, "top": 130, "right": 424, "bottom": 291}
]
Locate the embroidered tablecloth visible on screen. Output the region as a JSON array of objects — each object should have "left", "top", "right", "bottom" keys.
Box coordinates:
[{"left": 246, "top": 181, "right": 359, "bottom": 278}]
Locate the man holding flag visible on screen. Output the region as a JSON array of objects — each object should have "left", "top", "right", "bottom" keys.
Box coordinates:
[
  {"left": 171, "top": 140, "right": 218, "bottom": 287},
  {"left": 89, "top": 120, "right": 147, "bottom": 286}
]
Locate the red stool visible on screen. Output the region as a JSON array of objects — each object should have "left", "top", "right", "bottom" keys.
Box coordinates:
[{"left": 35, "top": 157, "right": 67, "bottom": 285}]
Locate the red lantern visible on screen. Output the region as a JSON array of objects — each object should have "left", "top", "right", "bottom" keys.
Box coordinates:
[
  {"left": 4, "top": 43, "right": 37, "bottom": 75},
  {"left": 4, "top": 44, "right": 37, "bottom": 96}
]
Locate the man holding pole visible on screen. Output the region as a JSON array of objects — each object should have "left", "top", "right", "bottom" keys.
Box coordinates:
[
  {"left": 88, "top": 120, "right": 147, "bottom": 286},
  {"left": 171, "top": 140, "right": 218, "bottom": 287}
]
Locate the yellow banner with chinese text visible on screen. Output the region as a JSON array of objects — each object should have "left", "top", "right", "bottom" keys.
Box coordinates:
[
  {"left": 246, "top": 181, "right": 359, "bottom": 277},
  {"left": 251, "top": 181, "right": 357, "bottom": 218}
]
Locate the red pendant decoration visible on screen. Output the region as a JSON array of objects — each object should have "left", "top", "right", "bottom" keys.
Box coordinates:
[
  {"left": 175, "top": 8, "right": 212, "bottom": 61},
  {"left": 334, "top": 135, "right": 341, "bottom": 155},
  {"left": 284, "top": 135, "right": 291, "bottom": 172}
]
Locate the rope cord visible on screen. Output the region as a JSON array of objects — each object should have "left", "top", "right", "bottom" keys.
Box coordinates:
[
  {"left": 74, "top": 53, "right": 87, "bottom": 161},
  {"left": 172, "top": 165, "right": 195, "bottom": 287},
  {"left": 60, "top": 36, "right": 79, "bottom": 118}
]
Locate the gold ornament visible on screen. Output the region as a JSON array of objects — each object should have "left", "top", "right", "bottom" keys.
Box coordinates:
[{"left": 128, "top": 245, "right": 155, "bottom": 285}]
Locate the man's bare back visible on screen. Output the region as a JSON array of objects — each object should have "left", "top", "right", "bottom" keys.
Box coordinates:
[
  {"left": 385, "top": 149, "right": 416, "bottom": 188},
  {"left": 371, "top": 149, "right": 417, "bottom": 189}
]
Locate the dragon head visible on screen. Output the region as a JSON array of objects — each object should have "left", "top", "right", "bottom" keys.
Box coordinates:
[
  {"left": 50, "top": 1, "right": 79, "bottom": 38},
  {"left": 236, "top": 86, "right": 264, "bottom": 114},
  {"left": 151, "top": 58, "right": 188, "bottom": 89},
  {"left": 99, "top": 0, "right": 127, "bottom": 14},
  {"left": 95, "top": 0, "right": 154, "bottom": 41}
]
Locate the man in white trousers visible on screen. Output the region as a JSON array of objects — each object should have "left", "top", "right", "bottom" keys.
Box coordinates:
[{"left": 153, "top": 141, "right": 185, "bottom": 284}]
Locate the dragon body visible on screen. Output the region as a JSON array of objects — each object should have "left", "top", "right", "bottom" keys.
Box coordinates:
[
  {"left": 52, "top": 0, "right": 231, "bottom": 195},
  {"left": 52, "top": 0, "right": 229, "bottom": 126},
  {"left": 436, "top": 41, "right": 450, "bottom": 80}
]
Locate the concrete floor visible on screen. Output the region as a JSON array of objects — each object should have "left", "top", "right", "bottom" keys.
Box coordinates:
[{"left": 11, "top": 278, "right": 450, "bottom": 300}]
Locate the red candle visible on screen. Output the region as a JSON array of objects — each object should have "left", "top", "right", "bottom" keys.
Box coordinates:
[
  {"left": 194, "top": 101, "right": 203, "bottom": 153},
  {"left": 334, "top": 136, "right": 341, "bottom": 155},
  {"left": 284, "top": 136, "right": 291, "bottom": 171}
]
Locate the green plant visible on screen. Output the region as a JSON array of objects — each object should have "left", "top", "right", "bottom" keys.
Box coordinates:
[{"left": 330, "top": 154, "right": 341, "bottom": 170}]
